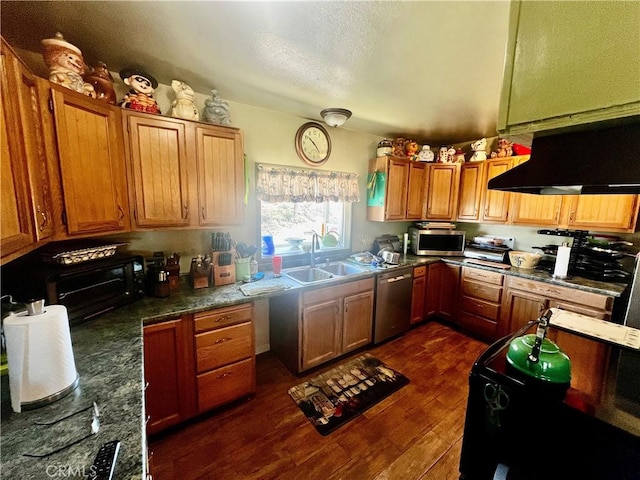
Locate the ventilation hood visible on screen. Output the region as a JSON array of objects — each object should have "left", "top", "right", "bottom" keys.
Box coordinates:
[{"left": 488, "top": 122, "right": 640, "bottom": 195}]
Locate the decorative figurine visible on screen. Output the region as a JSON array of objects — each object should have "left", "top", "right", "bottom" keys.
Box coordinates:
[
  {"left": 437, "top": 146, "right": 449, "bottom": 162},
  {"left": 417, "top": 145, "right": 434, "bottom": 162},
  {"left": 118, "top": 68, "right": 161, "bottom": 115},
  {"left": 490, "top": 137, "right": 514, "bottom": 158},
  {"left": 404, "top": 139, "right": 419, "bottom": 160},
  {"left": 453, "top": 148, "right": 466, "bottom": 163},
  {"left": 203, "top": 89, "right": 231, "bottom": 126},
  {"left": 470, "top": 138, "right": 488, "bottom": 161},
  {"left": 170, "top": 80, "right": 199, "bottom": 120},
  {"left": 376, "top": 139, "right": 393, "bottom": 157},
  {"left": 83, "top": 61, "right": 116, "bottom": 104},
  {"left": 392, "top": 137, "right": 406, "bottom": 157},
  {"left": 41, "top": 32, "right": 95, "bottom": 97}
]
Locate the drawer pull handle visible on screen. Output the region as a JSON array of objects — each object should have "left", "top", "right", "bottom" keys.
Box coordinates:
[
  {"left": 217, "top": 372, "right": 232, "bottom": 379},
  {"left": 215, "top": 315, "right": 231, "bottom": 323},
  {"left": 146, "top": 415, "right": 151, "bottom": 424},
  {"left": 144, "top": 382, "right": 149, "bottom": 391},
  {"left": 215, "top": 337, "right": 231, "bottom": 344}
]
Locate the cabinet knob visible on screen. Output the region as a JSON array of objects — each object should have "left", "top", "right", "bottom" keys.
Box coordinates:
[
  {"left": 217, "top": 372, "right": 232, "bottom": 379},
  {"left": 214, "top": 337, "right": 231, "bottom": 344}
]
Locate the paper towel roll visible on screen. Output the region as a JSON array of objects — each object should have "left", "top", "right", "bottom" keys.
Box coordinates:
[
  {"left": 4, "top": 305, "right": 78, "bottom": 413},
  {"left": 554, "top": 243, "right": 572, "bottom": 279}
]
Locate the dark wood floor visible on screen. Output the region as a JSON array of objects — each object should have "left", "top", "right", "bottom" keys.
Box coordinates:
[{"left": 149, "top": 320, "right": 488, "bottom": 480}]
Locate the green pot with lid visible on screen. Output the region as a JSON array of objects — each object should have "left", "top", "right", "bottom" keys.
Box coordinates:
[{"left": 506, "top": 334, "right": 571, "bottom": 384}]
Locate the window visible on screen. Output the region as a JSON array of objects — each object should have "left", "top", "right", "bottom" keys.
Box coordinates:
[{"left": 259, "top": 200, "right": 351, "bottom": 256}]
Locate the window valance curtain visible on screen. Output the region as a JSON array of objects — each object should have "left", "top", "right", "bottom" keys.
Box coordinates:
[{"left": 256, "top": 164, "right": 360, "bottom": 203}]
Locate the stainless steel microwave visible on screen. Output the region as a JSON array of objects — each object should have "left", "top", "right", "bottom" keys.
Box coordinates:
[{"left": 408, "top": 227, "right": 465, "bottom": 256}]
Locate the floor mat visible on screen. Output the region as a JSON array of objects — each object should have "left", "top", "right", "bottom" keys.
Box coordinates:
[{"left": 287, "top": 353, "right": 410, "bottom": 435}]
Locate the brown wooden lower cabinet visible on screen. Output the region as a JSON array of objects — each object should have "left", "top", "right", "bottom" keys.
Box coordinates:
[
  {"left": 143, "top": 303, "right": 255, "bottom": 435},
  {"left": 500, "top": 275, "right": 613, "bottom": 404},
  {"left": 411, "top": 265, "right": 427, "bottom": 324},
  {"left": 458, "top": 266, "right": 504, "bottom": 341},
  {"left": 143, "top": 317, "right": 195, "bottom": 436}
]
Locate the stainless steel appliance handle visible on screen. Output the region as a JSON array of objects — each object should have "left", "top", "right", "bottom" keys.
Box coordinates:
[{"left": 58, "top": 278, "right": 124, "bottom": 300}]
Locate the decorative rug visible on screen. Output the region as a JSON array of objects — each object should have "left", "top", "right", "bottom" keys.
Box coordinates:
[{"left": 288, "top": 353, "right": 410, "bottom": 435}]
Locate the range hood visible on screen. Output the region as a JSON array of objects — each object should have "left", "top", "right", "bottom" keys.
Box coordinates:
[{"left": 488, "top": 122, "right": 640, "bottom": 195}]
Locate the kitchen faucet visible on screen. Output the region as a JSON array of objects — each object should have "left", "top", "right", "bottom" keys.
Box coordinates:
[{"left": 308, "top": 231, "right": 322, "bottom": 267}]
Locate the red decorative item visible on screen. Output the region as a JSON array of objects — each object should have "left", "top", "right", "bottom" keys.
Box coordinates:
[{"left": 512, "top": 143, "right": 532, "bottom": 155}]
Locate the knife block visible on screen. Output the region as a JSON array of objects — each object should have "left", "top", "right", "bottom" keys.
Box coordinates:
[
  {"left": 212, "top": 251, "right": 235, "bottom": 286},
  {"left": 189, "top": 257, "right": 211, "bottom": 290}
]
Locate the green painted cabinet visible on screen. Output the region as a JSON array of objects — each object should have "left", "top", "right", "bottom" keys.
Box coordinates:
[{"left": 498, "top": 0, "right": 640, "bottom": 135}]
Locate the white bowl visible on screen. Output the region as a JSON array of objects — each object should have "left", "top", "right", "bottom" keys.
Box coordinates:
[
  {"left": 509, "top": 251, "right": 542, "bottom": 269},
  {"left": 285, "top": 237, "right": 305, "bottom": 249}
]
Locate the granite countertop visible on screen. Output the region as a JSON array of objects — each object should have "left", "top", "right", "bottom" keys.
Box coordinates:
[{"left": 1, "top": 256, "right": 630, "bottom": 478}]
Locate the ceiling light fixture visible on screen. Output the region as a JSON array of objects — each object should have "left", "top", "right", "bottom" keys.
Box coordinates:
[{"left": 320, "top": 108, "right": 352, "bottom": 127}]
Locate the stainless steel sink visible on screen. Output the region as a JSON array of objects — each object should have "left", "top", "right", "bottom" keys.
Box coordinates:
[
  {"left": 283, "top": 267, "right": 334, "bottom": 284},
  {"left": 283, "top": 261, "right": 367, "bottom": 284},
  {"left": 319, "top": 262, "right": 365, "bottom": 276}
]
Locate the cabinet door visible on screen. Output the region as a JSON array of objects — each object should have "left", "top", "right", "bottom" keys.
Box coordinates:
[
  {"left": 195, "top": 125, "right": 244, "bottom": 226},
  {"left": 439, "top": 263, "right": 461, "bottom": 321},
  {"left": 411, "top": 272, "right": 426, "bottom": 324},
  {"left": 406, "top": 161, "right": 426, "bottom": 220},
  {"left": 51, "top": 87, "right": 129, "bottom": 235},
  {"left": 385, "top": 158, "right": 409, "bottom": 220},
  {"left": 424, "top": 262, "right": 442, "bottom": 318},
  {"left": 457, "top": 162, "right": 485, "bottom": 222},
  {"left": 498, "top": 0, "right": 640, "bottom": 134},
  {"left": 565, "top": 195, "right": 639, "bottom": 233},
  {"left": 500, "top": 288, "right": 547, "bottom": 337},
  {"left": 0, "top": 48, "right": 35, "bottom": 259},
  {"left": 425, "top": 163, "right": 460, "bottom": 220},
  {"left": 482, "top": 159, "right": 511, "bottom": 223},
  {"left": 144, "top": 318, "right": 194, "bottom": 435},
  {"left": 509, "top": 155, "right": 562, "bottom": 226},
  {"left": 125, "top": 114, "right": 190, "bottom": 227},
  {"left": 301, "top": 299, "right": 342, "bottom": 371},
  {"left": 4, "top": 43, "right": 53, "bottom": 242},
  {"left": 342, "top": 290, "right": 374, "bottom": 353}
]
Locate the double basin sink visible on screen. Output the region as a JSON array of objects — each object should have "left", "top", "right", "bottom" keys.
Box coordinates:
[{"left": 283, "top": 261, "right": 368, "bottom": 285}]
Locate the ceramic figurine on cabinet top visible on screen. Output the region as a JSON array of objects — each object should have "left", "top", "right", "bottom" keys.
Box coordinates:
[
  {"left": 392, "top": 137, "right": 406, "bottom": 157},
  {"left": 118, "top": 67, "right": 161, "bottom": 115},
  {"left": 470, "top": 138, "right": 487, "bottom": 161},
  {"left": 404, "top": 140, "right": 419, "bottom": 160},
  {"left": 417, "top": 145, "right": 434, "bottom": 162},
  {"left": 83, "top": 61, "right": 116, "bottom": 104},
  {"left": 41, "top": 32, "right": 95, "bottom": 97},
  {"left": 376, "top": 139, "right": 393, "bottom": 157},
  {"left": 453, "top": 148, "right": 466, "bottom": 163},
  {"left": 170, "top": 80, "right": 199, "bottom": 120},
  {"left": 437, "top": 146, "right": 449, "bottom": 163},
  {"left": 203, "top": 89, "right": 231, "bottom": 126},
  {"left": 490, "top": 137, "right": 513, "bottom": 158}
]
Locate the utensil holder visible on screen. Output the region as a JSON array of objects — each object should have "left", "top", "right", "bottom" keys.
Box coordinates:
[
  {"left": 235, "top": 257, "right": 251, "bottom": 281},
  {"left": 211, "top": 251, "right": 235, "bottom": 286}
]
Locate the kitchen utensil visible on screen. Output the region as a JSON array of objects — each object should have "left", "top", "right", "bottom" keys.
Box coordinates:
[
  {"left": 506, "top": 311, "right": 571, "bottom": 385},
  {"left": 322, "top": 231, "right": 340, "bottom": 247},
  {"left": 508, "top": 251, "right": 542, "bottom": 269}
]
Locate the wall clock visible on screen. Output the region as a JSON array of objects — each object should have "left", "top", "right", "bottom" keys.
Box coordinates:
[{"left": 295, "top": 122, "right": 331, "bottom": 166}]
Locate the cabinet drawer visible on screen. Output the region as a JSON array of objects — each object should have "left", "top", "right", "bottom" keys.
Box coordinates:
[
  {"left": 197, "top": 358, "right": 254, "bottom": 413},
  {"left": 194, "top": 303, "right": 252, "bottom": 332},
  {"left": 195, "top": 322, "right": 253, "bottom": 373},
  {"left": 506, "top": 277, "right": 613, "bottom": 311},
  {"left": 458, "top": 311, "right": 498, "bottom": 340},
  {"left": 461, "top": 279, "right": 502, "bottom": 303},
  {"left": 461, "top": 295, "right": 500, "bottom": 320},
  {"left": 462, "top": 266, "right": 504, "bottom": 286},
  {"left": 413, "top": 265, "right": 427, "bottom": 278}
]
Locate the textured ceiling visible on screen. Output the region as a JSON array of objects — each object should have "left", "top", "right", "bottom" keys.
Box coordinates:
[{"left": 1, "top": 1, "right": 511, "bottom": 144}]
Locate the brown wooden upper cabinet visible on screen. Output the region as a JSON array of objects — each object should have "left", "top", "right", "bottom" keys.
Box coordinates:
[
  {"left": 457, "top": 161, "right": 485, "bottom": 222},
  {"left": 424, "top": 163, "right": 460, "bottom": 221},
  {"left": 49, "top": 84, "right": 130, "bottom": 236},
  {"left": 368, "top": 156, "right": 420, "bottom": 221},
  {"left": 123, "top": 112, "right": 191, "bottom": 228},
  {"left": 482, "top": 158, "right": 512, "bottom": 223},
  {"left": 565, "top": 195, "right": 639, "bottom": 233},
  {"left": 509, "top": 155, "right": 562, "bottom": 226},
  {"left": 195, "top": 124, "right": 245, "bottom": 226}
]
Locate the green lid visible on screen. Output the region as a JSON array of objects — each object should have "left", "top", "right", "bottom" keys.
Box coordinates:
[{"left": 506, "top": 334, "right": 571, "bottom": 384}]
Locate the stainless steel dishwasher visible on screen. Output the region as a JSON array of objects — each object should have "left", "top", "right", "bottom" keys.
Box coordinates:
[{"left": 373, "top": 267, "right": 413, "bottom": 344}]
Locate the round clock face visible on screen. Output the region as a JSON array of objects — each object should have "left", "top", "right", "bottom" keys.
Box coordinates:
[{"left": 295, "top": 122, "right": 331, "bottom": 166}]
